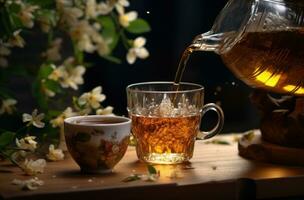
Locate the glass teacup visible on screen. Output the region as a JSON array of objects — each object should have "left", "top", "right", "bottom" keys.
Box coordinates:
[{"left": 127, "top": 82, "right": 224, "bottom": 164}]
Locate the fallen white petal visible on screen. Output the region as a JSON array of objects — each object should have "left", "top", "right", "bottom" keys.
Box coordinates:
[{"left": 12, "top": 177, "right": 44, "bottom": 190}]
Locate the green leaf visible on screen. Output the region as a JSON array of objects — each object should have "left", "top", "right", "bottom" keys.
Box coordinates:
[
  {"left": 108, "top": 34, "right": 119, "bottom": 51},
  {"left": 8, "top": 3, "right": 21, "bottom": 13},
  {"left": 73, "top": 42, "right": 84, "bottom": 64},
  {"left": 98, "top": 16, "right": 116, "bottom": 38},
  {"left": 0, "top": 6, "right": 15, "bottom": 39},
  {"left": 47, "top": 110, "right": 62, "bottom": 118},
  {"left": 38, "top": 63, "right": 54, "bottom": 79},
  {"left": 0, "top": 131, "right": 15, "bottom": 148},
  {"left": 97, "top": 16, "right": 119, "bottom": 52},
  {"left": 7, "top": 3, "right": 23, "bottom": 30},
  {"left": 32, "top": 80, "right": 48, "bottom": 111},
  {"left": 36, "top": 9, "right": 58, "bottom": 26},
  {"left": 32, "top": 63, "right": 54, "bottom": 111},
  {"left": 9, "top": 13, "right": 23, "bottom": 29},
  {"left": 43, "top": 79, "right": 62, "bottom": 93},
  {"left": 126, "top": 19, "right": 151, "bottom": 34},
  {"left": 205, "top": 139, "right": 230, "bottom": 145},
  {"left": 214, "top": 140, "right": 230, "bottom": 145},
  {"left": 24, "top": 0, "right": 55, "bottom": 8},
  {"left": 101, "top": 55, "right": 122, "bottom": 64},
  {"left": 72, "top": 96, "right": 85, "bottom": 110},
  {"left": 122, "top": 174, "right": 141, "bottom": 182},
  {"left": 147, "top": 165, "right": 157, "bottom": 175}
]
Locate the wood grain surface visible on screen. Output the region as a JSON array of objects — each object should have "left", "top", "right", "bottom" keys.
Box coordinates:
[{"left": 1, "top": 133, "right": 304, "bottom": 200}]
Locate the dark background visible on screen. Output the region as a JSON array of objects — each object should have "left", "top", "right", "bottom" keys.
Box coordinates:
[{"left": 84, "top": 0, "right": 260, "bottom": 133}]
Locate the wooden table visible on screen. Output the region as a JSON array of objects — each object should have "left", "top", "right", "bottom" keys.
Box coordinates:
[{"left": 1, "top": 133, "right": 304, "bottom": 200}]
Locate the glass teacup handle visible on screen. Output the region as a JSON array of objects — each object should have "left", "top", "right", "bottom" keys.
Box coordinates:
[{"left": 198, "top": 103, "right": 224, "bottom": 140}]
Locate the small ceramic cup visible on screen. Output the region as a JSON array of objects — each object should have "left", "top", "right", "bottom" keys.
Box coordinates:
[{"left": 64, "top": 115, "right": 131, "bottom": 173}]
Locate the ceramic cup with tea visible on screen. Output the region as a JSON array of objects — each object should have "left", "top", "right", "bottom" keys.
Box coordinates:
[
  {"left": 64, "top": 115, "right": 131, "bottom": 173},
  {"left": 127, "top": 82, "right": 224, "bottom": 164}
]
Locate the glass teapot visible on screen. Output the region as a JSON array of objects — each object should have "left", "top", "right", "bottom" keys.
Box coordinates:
[{"left": 191, "top": 0, "right": 304, "bottom": 96}]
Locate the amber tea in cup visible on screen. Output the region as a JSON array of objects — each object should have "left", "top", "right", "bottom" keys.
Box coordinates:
[{"left": 127, "top": 82, "right": 224, "bottom": 164}]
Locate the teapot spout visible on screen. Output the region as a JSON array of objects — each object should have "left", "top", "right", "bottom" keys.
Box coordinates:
[{"left": 191, "top": 31, "right": 227, "bottom": 53}]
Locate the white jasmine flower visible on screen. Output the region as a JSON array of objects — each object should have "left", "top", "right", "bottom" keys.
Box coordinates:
[
  {"left": 78, "top": 86, "right": 106, "bottom": 109},
  {"left": 85, "top": 0, "right": 97, "bottom": 19},
  {"left": 91, "top": 29, "right": 110, "bottom": 56},
  {"left": 37, "top": 14, "right": 52, "bottom": 33},
  {"left": 16, "top": 136, "right": 37, "bottom": 152},
  {"left": 0, "top": 98, "right": 17, "bottom": 115},
  {"left": 59, "top": 5, "right": 83, "bottom": 27},
  {"left": 21, "top": 159, "right": 46, "bottom": 175},
  {"left": 50, "top": 107, "right": 77, "bottom": 128},
  {"left": 126, "top": 37, "right": 149, "bottom": 64},
  {"left": 56, "top": 0, "right": 82, "bottom": 26},
  {"left": 8, "top": 30, "right": 25, "bottom": 48},
  {"left": 42, "top": 86, "right": 56, "bottom": 97},
  {"left": 46, "top": 144, "right": 64, "bottom": 161},
  {"left": 42, "top": 38, "right": 62, "bottom": 62},
  {"left": 70, "top": 20, "right": 100, "bottom": 53},
  {"left": 0, "top": 43, "right": 11, "bottom": 67},
  {"left": 66, "top": 7, "right": 83, "bottom": 25},
  {"left": 22, "top": 109, "right": 45, "bottom": 128},
  {"left": 118, "top": 0, "right": 130, "bottom": 7},
  {"left": 70, "top": 20, "right": 94, "bottom": 52},
  {"left": 60, "top": 65, "right": 86, "bottom": 90},
  {"left": 70, "top": 20, "right": 109, "bottom": 55},
  {"left": 48, "top": 64, "right": 64, "bottom": 81},
  {"left": 140, "top": 173, "right": 159, "bottom": 182},
  {"left": 118, "top": 10, "right": 137, "bottom": 27},
  {"left": 97, "top": 1, "right": 114, "bottom": 15},
  {"left": 96, "top": 39, "right": 110, "bottom": 56},
  {"left": 18, "top": 3, "right": 39, "bottom": 28},
  {"left": 48, "top": 60, "right": 86, "bottom": 90},
  {"left": 77, "top": 34, "right": 96, "bottom": 53},
  {"left": 96, "top": 106, "right": 114, "bottom": 115},
  {"left": 12, "top": 177, "right": 44, "bottom": 190},
  {"left": 115, "top": 0, "right": 130, "bottom": 15},
  {"left": 93, "top": 22, "right": 101, "bottom": 30},
  {"left": 11, "top": 151, "right": 28, "bottom": 164}
]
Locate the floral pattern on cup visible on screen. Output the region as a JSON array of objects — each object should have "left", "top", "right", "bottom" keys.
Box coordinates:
[{"left": 64, "top": 115, "right": 131, "bottom": 173}]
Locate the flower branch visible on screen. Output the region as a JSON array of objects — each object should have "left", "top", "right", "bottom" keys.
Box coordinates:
[{"left": 0, "top": 0, "right": 151, "bottom": 174}]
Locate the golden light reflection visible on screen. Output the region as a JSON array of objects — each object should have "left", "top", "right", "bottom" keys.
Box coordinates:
[
  {"left": 154, "top": 165, "right": 184, "bottom": 179},
  {"left": 256, "top": 167, "right": 301, "bottom": 178},
  {"left": 254, "top": 69, "right": 281, "bottom": 87},
  {"left": 144, "top": 153, "right": 186, "bottom": 164},
  {"left": 295, "top": 88, "right": 304, "bottom": 94},
  {"left": 283, "top": 85, "right": 304, "bottom": 94}
]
